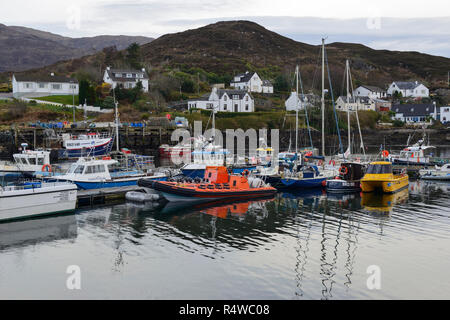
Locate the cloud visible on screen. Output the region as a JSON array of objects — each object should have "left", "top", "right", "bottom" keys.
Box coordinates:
[{"left": 1, "top": 1, "right": 449, "bottom": 57}]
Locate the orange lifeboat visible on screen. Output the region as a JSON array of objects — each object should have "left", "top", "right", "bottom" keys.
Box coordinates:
[{"left": 142, "top": 166, "right": 276, "bottom": 202}]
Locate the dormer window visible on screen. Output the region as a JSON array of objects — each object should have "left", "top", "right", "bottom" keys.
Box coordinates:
[
  {"left": 126, "top": 73, "right": 132, "bottom": 78},
  {"left": 115, "top": 73, "right": 121, "bottom": 78}
]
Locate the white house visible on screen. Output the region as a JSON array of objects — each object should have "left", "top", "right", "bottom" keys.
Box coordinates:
[
  {"left": 392, "top": 103, "right": 438, "bottom": 123},
  {"left": 440, "top": 106, "right": 450, "bottom": 124},
  {"left": 188, "top": 88, "right": 254, "bottom": 112},
  {"left": 103, "top": 66, "right": 149, "bottom": 92},
  {"left": 285, "top": 91, "right": 313, "bottom": 111},
  {"left": 12, "top": 73, "right": 78, "bottom": 98},
  {"left": 387, "top": 81, "right": 429, "bottom": 98},
  {"left": 230, "top": 71, "right": 269, "bottom": 93},
  {"left": 335, "top": 96, "right": 376, "bottom": 111},
  {"left": 354, "top": 85, "right": 386, "bottom": 99}
]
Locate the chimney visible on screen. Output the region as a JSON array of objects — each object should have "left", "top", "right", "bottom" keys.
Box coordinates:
[{"left": 50, "top": 72, "right": 54, "bottom": 76}]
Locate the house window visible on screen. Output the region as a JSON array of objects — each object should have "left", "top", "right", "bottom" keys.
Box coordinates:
[
  {"left": 24, "top": 83, "right": 33, "bottom": 89},
  {"left": 38, "top": 83, "right": 46, "bottom": 89},
  {"left": 223, "top": 104, "right": 227, "bottom": 110},
  {"left": 132, "top": 73, "right": 136, "bottom": 77},
  {"left": 233, "top": 95, "right": 239, "bottom": 99},
  {"left": 245, "top": 96, "right": 249, "bottom": 101},
  {"left": 51, "top": 84, "right": 61, "bottom": 90},
  {"left": 70, "top": 84, "right": 77, "bottom": 90},
  {"left": 245, "top": 105, "right": 249, "bottom": 111},
  {"left": 224, "top": 95, "right": 227, "bottom": 101},
  {"left": 115, "top": 73, "right": 121, "bottom": 78},
  {"left": 126, "top": 73, "right": 132, "bottom": 78}
]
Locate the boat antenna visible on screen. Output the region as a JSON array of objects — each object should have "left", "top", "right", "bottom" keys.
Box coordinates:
[
  {"left": 297, "top": 64, "right": 314, "bottom": 150},
  {"left": 324, "top": 43, "right": 344, "bottom": 156}
]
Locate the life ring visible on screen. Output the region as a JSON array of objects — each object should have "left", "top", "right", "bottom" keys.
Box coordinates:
[
  {"left": 42, "top": 164, "right": 52, "bottom": 172},
  {"left": 382, "top": 150, "right": 389, "bottom": 158},
  {"left": 329, "top": 159, "right": 336, "bottom": 166},
  {"left": 242, "top": 169, "right": 250, "bottom": 176},
  {"left": 339, "top": 166, "right": 348, "bottom": 175}
]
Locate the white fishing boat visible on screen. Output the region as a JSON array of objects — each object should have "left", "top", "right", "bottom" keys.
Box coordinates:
[
  {"left": 0, "top": 181, "right": 77, "bottom": 221},
  {"left": 388, "top": 133, "right": 436, "bottom": 165},
  {"left": 47, "top": 157, "right": 168, "bottom": 189},
  {"left": 0, "top": 143, "right": 52, "bottom": 177},
  {"left": 419, "top": 163, "right": 450, "bottom": 180}
]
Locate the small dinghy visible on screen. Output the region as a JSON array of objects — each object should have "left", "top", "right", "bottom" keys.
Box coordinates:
[
  {"left": 125, "top": 188, "right": 160, "bottom": 202},
  {"left": 139, "top": 166, "right": 276, "bottom": 202}
]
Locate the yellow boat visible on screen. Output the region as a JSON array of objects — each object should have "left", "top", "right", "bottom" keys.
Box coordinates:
[{"left": 360, "top": 161, "right": 409, "bottom": 193}]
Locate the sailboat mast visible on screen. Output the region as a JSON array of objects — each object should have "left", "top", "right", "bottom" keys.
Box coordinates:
[
  {"left": 321, "top": 38, "right": 325, "bottom": 156},
  {"left": 296, "top": 65, "right": 299, "bottom": 154},
  {"left": 346, "top": 59, "right": 351, "bottom": 155}
]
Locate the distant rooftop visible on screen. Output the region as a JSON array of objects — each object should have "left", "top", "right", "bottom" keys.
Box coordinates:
[{"left": 14, "top": 74, "right": 77, "bottom": 83}]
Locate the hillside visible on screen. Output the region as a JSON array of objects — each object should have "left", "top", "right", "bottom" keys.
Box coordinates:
[
  {"left": 6, "top": 20, "right": 450, "bottom": 92},
  {"left": 0, "top": 24, "right": 153, "bottom": 72}
]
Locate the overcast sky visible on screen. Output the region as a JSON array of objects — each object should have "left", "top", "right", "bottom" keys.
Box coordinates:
[{"left": 2, "top": 0, "right": 450, "bottom": 57}]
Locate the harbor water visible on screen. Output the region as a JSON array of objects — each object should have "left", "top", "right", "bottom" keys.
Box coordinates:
[{"left": 0, "top": 179, "right": 449, "bottom": 299}]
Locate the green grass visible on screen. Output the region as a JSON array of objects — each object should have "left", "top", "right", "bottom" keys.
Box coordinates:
[{"left": 31, "top": 95, "right": 79, "bottom": 105}]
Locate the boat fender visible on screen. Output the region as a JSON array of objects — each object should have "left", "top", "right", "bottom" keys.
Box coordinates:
[
  {"left": 318, "top": 160, "right": 323, "bottom": 166},
  {"left": 42, "top": 164, "right": 52, "bottom": 172},
  {"left": 329, "top": 160, "right": 335, "bottom": 166}
]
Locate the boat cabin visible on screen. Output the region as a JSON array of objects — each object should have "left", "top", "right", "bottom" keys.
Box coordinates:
[
  {"left": 339, "top": 162, "right": 365, "bottom": 181},
  {"left": 366, "top": 162, "right": 393, "bottom": 175},
  {"left": 203, "top": 166, "right": 250, "bottom": 189},
  {"left": 64, "top": 158, "right": 119, "bottom": 180}
]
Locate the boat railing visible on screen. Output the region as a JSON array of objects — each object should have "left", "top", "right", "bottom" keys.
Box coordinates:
[
  {"left": 112, "top": 153, "right": 155, "bottom": 172},
  {"left": 0, "top": 181, "right": 75, "bottom": 193}
]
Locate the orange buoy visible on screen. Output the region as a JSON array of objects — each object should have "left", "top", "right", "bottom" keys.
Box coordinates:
[{"left": 382, "top": 150, "right": 389, "bottom": 158}]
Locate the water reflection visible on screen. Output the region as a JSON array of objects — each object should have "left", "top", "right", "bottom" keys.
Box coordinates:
[
  {"left": 361, "top": 189, "right": 409, "bottom": 215},
  {"left": 0, "top": 213, "right": 77, "bottom": 251},
  {"left": 1, "top": 178, "right": 448, "bottom": 299}
]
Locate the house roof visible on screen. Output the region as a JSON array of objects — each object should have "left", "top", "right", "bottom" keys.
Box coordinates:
[
  {"left": 393, "top": 103, "right": 436, "bottom": 117},
  {"left": 392, "top": 81, "right": 423, "bottom": 90},
  {"left": 230, "top": 71, "right": 256, "bottom": 84},
  {"left": 217, "top": 89, "right": 252, "bottom": 100},
  {"left": 14, "top": 74, "right": 78, "bottom": 83},
  {"left": 360, "top": 85, "right": 384, "bottom": 92},
  {"left": 337, "top": 96, "right": 372, "bottom": 104},
  {"left": 106, "top": 68, "right": 149, "bottom": 82}
]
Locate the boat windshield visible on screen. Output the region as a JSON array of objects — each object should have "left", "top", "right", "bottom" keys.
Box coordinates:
[
  {"left": 366, "top": 164, "right": 392, "bottom": 174},
  {"left": 68, "top": 164, "right": 85, "bottom": 174}
]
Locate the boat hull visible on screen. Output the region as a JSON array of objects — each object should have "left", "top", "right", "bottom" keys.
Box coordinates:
[
  {"left": 152, "top": 181, "right": 276, "bottom": 202},
  {"left": 58, "top": 138, "right": 114, "bottom": 159},
  {"left": 360, "top": 175, "right": 409, "bottom": 193},
  {"left": 181, "top": 166, "right": 257, "bottom": 179},
  {"left": 326, "top": 179, "right": 361, "bottom": 193},
  {"left": 0, "top": 185, "right": 77, "bottom": 221}
]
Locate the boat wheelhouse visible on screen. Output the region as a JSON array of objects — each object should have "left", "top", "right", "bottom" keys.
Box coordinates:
[
  {"left": 0, "top": 143, "right": 52, "bottom": 177},
  {"left": 326, "top": 162, "right": 366, "bottom": 193}
]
